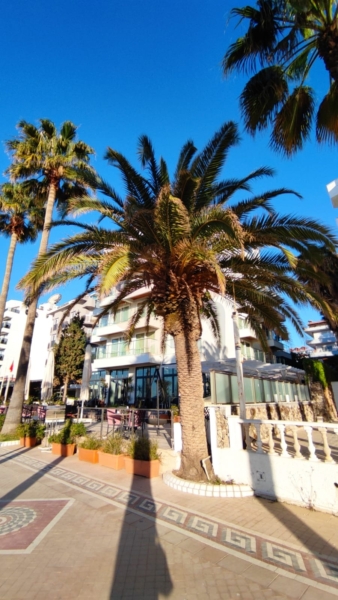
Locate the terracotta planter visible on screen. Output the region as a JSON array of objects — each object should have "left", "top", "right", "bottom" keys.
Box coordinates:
[
  {"left": 124, "top": 456, "right": 160, "bottom": 478},
  {"left": 78, "top": 447, "right": 99, "bottom": 464},
  {"left": 51, "top": 442, "right": 76, "bottom": 457},
  {"left": 98, "top": 451, "right": 125, "bottom": 470},
  {"left": 25, "top": 436, "right": 37, "bottom": 448},
  {"left": 20, "top": 437, "right": 25, "bottom": 447},
  {"left": 173, "top": 416, "right": 181, "bottom": 423}
]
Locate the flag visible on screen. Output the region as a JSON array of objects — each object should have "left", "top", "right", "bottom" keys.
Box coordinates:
[{"left": 9, "top": 361, "right": 14, "bottom": 373}]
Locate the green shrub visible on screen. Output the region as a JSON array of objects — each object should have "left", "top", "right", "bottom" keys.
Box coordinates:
[
  {"left": 126, "top": 436, "right": 160, "bottom": 461},
  {"left": 70, "top": 422, "right": 87, "bottom": 438},
  {"left": 0, "top": 415, "right": 5, "bottom": 432},
  {"left": 101, "top": 433, "right": 124, "bottom": 455},
  {"left": 0, "top": 432, "right": 20, "bottom": 442},
  {"left": 17, "top": 422, "right": 46, "bottom": 440},
  {"left": 48, "top": 419, "right": 86, "bottom": 444},
  {"left": 78, "top": 436, "right": 102, "bottom": 450}
]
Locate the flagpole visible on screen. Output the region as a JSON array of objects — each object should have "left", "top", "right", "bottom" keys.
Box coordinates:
[
  {"left": 4, "top": 376, "right": 11, "bottom": 403},
  {"left": 4, "top": 362, "right": 14, "bottom": 404}
]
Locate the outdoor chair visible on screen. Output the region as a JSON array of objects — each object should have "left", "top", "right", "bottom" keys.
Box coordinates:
[
  {"left": 126, "top": 410, "right": 145, "bottom": 435},
  {"left": 37, "top": 406, "right": 47, "bottom": 422},
  {"left": 106, "top": 408, "right": 124, "bottom": 435},
  {"left": 22, "top": 405, "right": 33, "bottom": 421}
]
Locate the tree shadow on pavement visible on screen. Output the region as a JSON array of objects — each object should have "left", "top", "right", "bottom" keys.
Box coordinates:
[
  {"left": 109, "top": 453, "right": 173, "bottom": 598},
  {"left": 0, "top": 452, "right": 65, "bottom": 509}
]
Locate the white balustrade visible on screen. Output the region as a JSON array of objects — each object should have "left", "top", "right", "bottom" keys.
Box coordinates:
[{"left": 231, "top": 417, "right": 338, "bottom": 464}]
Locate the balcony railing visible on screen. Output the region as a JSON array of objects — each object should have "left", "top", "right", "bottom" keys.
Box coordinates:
[{"left": 95, "top": 338, "right": 156, "bottom": 359}]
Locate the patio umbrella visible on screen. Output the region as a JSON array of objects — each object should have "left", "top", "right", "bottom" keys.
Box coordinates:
[
  {"left": 80, "top": 343, "right": 92, "bottom": 419},
  {"left": 41, "top": 350, "right": 55, "bottom": 402}
]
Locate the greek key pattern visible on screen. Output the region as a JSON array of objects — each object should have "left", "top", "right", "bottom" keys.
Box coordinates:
[{"left": 14, "top": 454, "right": 338, "bottom": 587}]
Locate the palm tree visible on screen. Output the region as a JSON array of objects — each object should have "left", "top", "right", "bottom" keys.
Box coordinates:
[
  {"left": 21, "top": 122, "right": 336, "bottom": 479},
  {"left": 1, "top": 119, "right": 95, "bottom": 434},
  {"left": 223, "top": 1, "right": 338, "bottom": 155},
  {"left": 0, "top": 183, "right": 45, "bottom": 327},
  {"left": 296, "top": 246, "right": 338, "bottom": 335}
]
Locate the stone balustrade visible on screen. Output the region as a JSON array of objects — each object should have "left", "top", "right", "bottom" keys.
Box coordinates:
[{"left": 234, "top": 418, "right": 338, "bottom": 463}]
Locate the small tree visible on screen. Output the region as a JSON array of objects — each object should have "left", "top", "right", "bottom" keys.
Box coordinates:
[{"left": 54, "top": 315, "right": 87, "bottom": 403}]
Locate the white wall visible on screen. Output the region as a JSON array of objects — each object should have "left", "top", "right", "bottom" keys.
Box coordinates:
[{"left": 209, "top": 409, "right": 338, "bottom": 515}]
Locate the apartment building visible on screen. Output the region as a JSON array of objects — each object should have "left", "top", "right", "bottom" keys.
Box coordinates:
[
  {"left": 90, "top": 286, "right": 291, "bottom": 406},
  {"left": 305, "top": 320, "right": 338, "bottom": 359},
  {"left": 0, "top": 294, "right": 95, "bottom": 398}
]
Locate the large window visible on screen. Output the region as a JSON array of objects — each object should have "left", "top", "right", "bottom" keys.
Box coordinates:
[
  {"left": 213, "top": 373, "right": 310, "bottom": 405},
  {"left": 135, "top": 367, "right": 159, "bottom": 407}
]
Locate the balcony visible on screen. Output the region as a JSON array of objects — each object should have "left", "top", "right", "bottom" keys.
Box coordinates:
[
  {"left": 267, "top": 336, "right": 284, "bottom": 351},
  {"left": 0, "top": 338, "right": 8, "bottom": 345},
  {"left": 93, "top": 338, "right": 159, "bottom": 368},
  {"left": 1, "top": 322, "right": 11, "bottom": 330}
]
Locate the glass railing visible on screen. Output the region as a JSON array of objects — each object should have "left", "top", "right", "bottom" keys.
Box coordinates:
[{"left": 95, "top": 339, "right": 156, "bottom": 359}]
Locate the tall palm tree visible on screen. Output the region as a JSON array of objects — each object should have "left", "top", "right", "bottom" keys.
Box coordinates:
[
  {"left": 1, "top": 120, "right": 95, "bottom": 434},
  {"left": 0, "top": 183, "right": 45, "bottom": 327},
  {"left": 223, "top": 1, "right": 338, "bottom": 155},
  {"left": 21, "top": 122, "right": 336, "bottom": 479}
]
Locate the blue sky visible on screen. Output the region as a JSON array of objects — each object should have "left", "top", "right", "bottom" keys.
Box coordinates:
[{"left": 0, "top": 0, "right": 337, "bottom": 349}]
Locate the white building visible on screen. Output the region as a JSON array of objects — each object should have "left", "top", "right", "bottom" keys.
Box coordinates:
[
  {"left": 0, "top": 294, "right": 95, "bottom": 399},
  {"left": 90, "top": 287, "right": 293, "bottom": 407},
  {"left": 305, "top": 319, "right": 338, "bottom": 359}
]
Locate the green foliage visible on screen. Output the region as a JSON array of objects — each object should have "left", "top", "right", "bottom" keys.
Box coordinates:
[
  {"left": 54, "top": 316, "right": 87, "bottom": 387},
  {"left": 0, "top": 431, "right": 20, "bottom": 441},
  {"left": 126, "top": 436, "right": 161, "bottom": 461},
  {"left": 78, "top": 435, "right": 102, "bottom": 450},
  {"left": 223, "top": 0, "right": 338, "bottom": 154},
  {"left": 101, "top": 433, "right": 124, "bottom": 455},
  {"left": 48, "top": 419, "right": 86, "bottom": 444},
  {"left": 16, "top": 422, "right": 46, "bottom": 440},
  {"left": 171, "top": 404, "right": 180, "bottom": 417},
  {"left": 0, "top": 414, "right": 5, "bottom": 431},
  {"left": 303, "top": 358, "right": 329, "bottom": 388}
]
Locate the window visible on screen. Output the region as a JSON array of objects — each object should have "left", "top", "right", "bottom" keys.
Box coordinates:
[
  {"left": 114, "top": 306, "right": 129, "bottom": 324},
  {"left": 135, "top": 367, "right": 158, "bottom": 406}
]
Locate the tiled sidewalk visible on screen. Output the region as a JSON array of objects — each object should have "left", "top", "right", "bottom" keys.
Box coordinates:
[{"left": 0, "top": 445, "right": 337, "bottom": 600}]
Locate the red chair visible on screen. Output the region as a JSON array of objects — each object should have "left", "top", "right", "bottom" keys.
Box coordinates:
[{"left": 106, "top": 409, "right": 124, "bottom": 434}]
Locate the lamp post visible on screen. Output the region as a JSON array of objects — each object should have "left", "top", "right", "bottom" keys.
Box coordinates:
[{"left": 232, "top": 309, "right": 246, "bottom": 419}]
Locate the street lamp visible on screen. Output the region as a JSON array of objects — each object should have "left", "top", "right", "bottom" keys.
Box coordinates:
[{"left": 232, "top": 308, "right": 246, "bottom": 419}]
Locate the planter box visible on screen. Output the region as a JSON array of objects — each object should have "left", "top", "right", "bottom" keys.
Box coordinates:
[
  {"left": 98, "top": 451, "right": 125, "bottom": 470},
  {"left": 124, "top": 456, "right": 160, "bottom": 478},
  {"left": 51, "top": 442, "right": 76, "bottom": 457},
  {"left": 78, "top": 447, "right": 99, "bottom": 464},
  {"left": 20, "top": 437, "right": 37, "bottom": 448},
  {"left": 25, "top": 436, "right": 37, "bottom": 448}
]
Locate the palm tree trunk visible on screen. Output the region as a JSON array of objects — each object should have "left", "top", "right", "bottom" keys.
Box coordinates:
[
  {"left": 174, "top": 329, "right": 210, "bottom": 481},
  {"left": 2, "top": 184, "right": 56, "bottom": 433},
  {"left": 0, "top": 233, "right": 18, "bottom": 328},
  {"left": 62, "top": 375, "right": 69, "bottom": 404}
]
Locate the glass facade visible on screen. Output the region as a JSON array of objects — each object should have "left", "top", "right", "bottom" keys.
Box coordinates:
[{"left": 213, "top": 372, "right": 310, "bottom": 405}]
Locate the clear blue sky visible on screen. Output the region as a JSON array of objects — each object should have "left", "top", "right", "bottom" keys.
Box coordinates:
[{"left": 0, "top": 0, "right": 337, "bottom": 349}]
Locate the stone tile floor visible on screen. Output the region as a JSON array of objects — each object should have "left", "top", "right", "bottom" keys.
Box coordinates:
[{"left": 0, "top": 445, "right": 337, "bottom": 599}]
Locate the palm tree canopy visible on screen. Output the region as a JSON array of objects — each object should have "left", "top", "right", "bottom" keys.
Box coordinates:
[
  {"left": 6, "top": 119, "right": 96, "bottom": 209},
  {"left": 223, "top": 1, "right": 338, "bottom": 155},
  {"left": 0, "top": 182, "right": 44, "bottom": 243},
  {"left": 20, "top": 121, "right": 336, "bottom": 349}
]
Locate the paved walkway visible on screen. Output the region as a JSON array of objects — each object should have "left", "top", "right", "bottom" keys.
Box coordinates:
[{"left": 0, "top": 445, "right": 337, "bottom": 600}]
